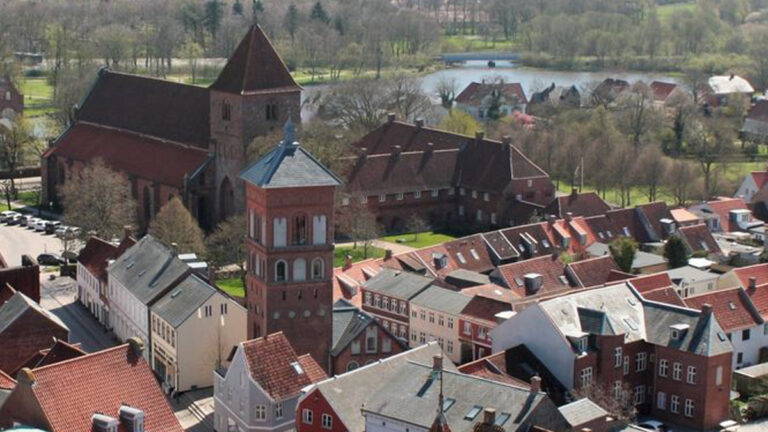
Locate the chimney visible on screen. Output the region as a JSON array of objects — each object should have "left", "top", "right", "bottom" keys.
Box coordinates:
[
  {"left": 524, "top": 273, "right": 543, "bottom": 295},
  {"left": 749, "top": 277, "right": 757, "bottom": 292},
  {"left": 16, "top": 367, "right": 35, "bottom": 387},
  {"left": 432, "top": 354, "right": 443, "bottom": 373},
  {"left": 483, "top": 408, "right": 496, "bottom": 425},
  {"left": 701, "top": 303, "right": 713, "bottom": 316},
  {"left": 119, "top": 405, "right": 146, "bottom": 432},
  {"left": 92, "top": 413, "right": 120, "bottom": 432},
  {"left": 384, "top": 249, "right": 393, "bottom": 260},
  {"left": 123, "top": 225, "right": 133, "bottom": 239},
  {"left": 565, "top": 212, "right": 573, "bottom": 222},
  {"left": 530, "top": 375, "right": 541, "bottom": 392},
  {"left": 344, "top": 254, "right": 353, "bottom": 270},
  {"left": 415, "top": 118, "right": 424, "bottom": 128},
  {"left": 387, "top": 112, "right": 396, "bottom": 123},
  {"left": 170, "top": 242, "right": 179, "bottom": 256},
  {"left": 501, "top": 135, "right": 511, "bottom": 145},
  {"left": 358, "top": 147, "right": 368, "bottom": 161},
  {"left": 392, "top": 145, "right": 402, "bottom": 157},
  {"left": 581, "top": 429, "right": 593, "bottom": 432},
  {"left": 475, "top": 131, "right": 485, "bottom": 143},
  {"left": 730, "top": 73, "right": 735, "bottom": 80},
  {"left": 128, "top": 337, "right": 145, "bottom": 357}
]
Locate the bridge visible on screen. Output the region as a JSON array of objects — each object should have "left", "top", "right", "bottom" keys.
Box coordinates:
[{"left": 438, "top": 52, "right": 520, "bottom": 63}]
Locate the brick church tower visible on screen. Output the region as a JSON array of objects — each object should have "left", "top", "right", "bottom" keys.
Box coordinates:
[
  {"left": 210, "top": 25, "right": 301, "bottom": 221},
  {"left": 240, "top": 120, "right": 341, "bottom": 370}
]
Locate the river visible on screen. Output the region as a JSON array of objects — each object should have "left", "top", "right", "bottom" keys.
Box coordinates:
[{"left": 301, "top": 61, "right": 680, "bottom": 121}]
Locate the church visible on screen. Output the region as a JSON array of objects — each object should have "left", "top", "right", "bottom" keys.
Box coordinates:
[{"left": 41, "top": 25, "right": 301, "bottom": 231}]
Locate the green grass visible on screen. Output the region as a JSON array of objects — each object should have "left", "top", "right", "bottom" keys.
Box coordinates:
[
  {"left": 16, "top": 191, "right": 39, "bottom": 207},
  {"left": 440, "top": 34, "right": 517, "bottom": 53},
  {"left": 217, "top": 277, "right": 245, "bottom": 298},
  {"left": 657, "top": 2, "right": 697, "bottom": 22},
  {"left": 380, "top": 231, "right": 457, "bottom": 249},
  {"left": 20, "top": 78, "right": 54, "bottom": 118},
  {"left": 334, "top": 245, "right": 385, "bottom": 268}
]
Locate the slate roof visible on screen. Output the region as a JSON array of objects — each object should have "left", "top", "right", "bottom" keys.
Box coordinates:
[
  {"left": 48, "top": 123, "right": 211, "bottom": 188},
  {"left": 566, "top": 256, "right": 621, "bottom": 288},
  {"left": 0, "top": 291, "right": 67, "bottom": 336},
  {"left": 210, "top": 25, "right": 300, "bottom": 94},
  {"left": 642, "top": 300, "right": 731, "bottom": 356},
  {"left": 678, "top": 224, "right": 722, "bottom": 255},
  {"left": 241, "top": 332, "right": 327, "bottom": 400},
  {"left": 665, "top": 266, "right": 718, "bottom": 285},
  {"left": 240, "top": 123, "right": 341, "bottom": 189},
  {"left": 332, "top": 301, "right": 387, "bottom": 356},
  {"left": 363, "top": 362, "right": 551, "bottom": 432},
  {"left": 543, "top": 191, "right": 611, "bottom": 219},
  {"left": 362, "top": 268, "right": 434, "bottom": 300},
  {"left": 455, "top": 81, "right": 528, "bottom": 105},
  {"left": 76, "top": 70, "right": 210, "bottom": 147},
  {"left": 19, "top": 343, "right": 183, "bottom": 432},
  {"left": 411, "top": 286, "right": 472, "bottom": 314},
  {"left": 107, "top": 236, "right": 190, "bottom": 305},
  {"left": 308, "top": 343, "right": 450, "bottom": 432},
  {"left": 151, "top": 274, "right": 217, "bottom": 328},
  {"left": 558, "top": 398, "right": 608, "bottom": 427},
  {"left": 632, "top": 250, "right": 667, "bottom": 269},
  {"left": 685, "top": 288, "right": 762, "bottom": 332}
]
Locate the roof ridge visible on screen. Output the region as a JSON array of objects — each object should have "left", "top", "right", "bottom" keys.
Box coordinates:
[{"left": 32, "top": 343, "right": 132, "bottom": 373}]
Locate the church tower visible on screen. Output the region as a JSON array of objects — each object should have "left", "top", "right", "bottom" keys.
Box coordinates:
[
  {"left": 210, "top": 25, "right": 301, "bottom": 221},
  {"left": 240, "top": 120, "right": 341, "bottom": 370}
]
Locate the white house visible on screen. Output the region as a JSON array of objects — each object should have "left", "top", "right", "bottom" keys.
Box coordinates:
[{"left": 735, "top": 171, "right": 768, "bottom": 204}]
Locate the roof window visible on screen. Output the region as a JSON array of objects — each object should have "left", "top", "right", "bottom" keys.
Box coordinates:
[
  {"left": 443, "top": 398, "right": 456, "bottom": 412},
  {"left": 457, "top": 252, "right": 466, "bottom": 264},
  {"left": 291, "top": 361, "right": 305, "bottom": 374},
  {"left": 465, "top": 406, "right": 483, "bottom": 420},
  {"left": 470, "top": 249, "right": 480, "bottom": 260}
]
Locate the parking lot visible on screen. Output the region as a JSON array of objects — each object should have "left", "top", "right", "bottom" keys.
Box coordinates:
[{"left": 0, "top": 216, "right": 63, "bottom": 265}]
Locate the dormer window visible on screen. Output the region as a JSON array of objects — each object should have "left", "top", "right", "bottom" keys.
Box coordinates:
[
  {"left": 576, "top": 336, "right": 588, "bottom": 353},
  {"left": 670, "top": 323, "right": 690, "bottom": 340}
]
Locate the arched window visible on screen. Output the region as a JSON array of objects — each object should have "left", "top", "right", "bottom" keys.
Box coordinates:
[
  {"left": 293, "top": 258, "right": 306, "bottom": 282},
  {"left": 275, "top": 260, "right": 287, "bottom": 282},
  {"left": 312, "top": 258, "right": 324, "bottom": 280},
  {"left": 293, "top": 214, "right": 308, "bottom": 245},
  {"left": 346, "top": 361, "right": 359, "bottom": 372}
]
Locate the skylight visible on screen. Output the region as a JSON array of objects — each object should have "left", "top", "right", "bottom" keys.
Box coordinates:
[
  {"left": 457, "top": 252, "right": 466, "bottom": 264},
  {"left": 623, "top": 317, "right": 639, "bottom": 332},
  {"left": 558, "top": 275, "right": 569, "bottom": 285},
  {"left": 514, "top": 277, "right": 524, "bottom": 287},
  {"left": 542, "top": 239, "right": 551, "bottom": 248},
  {"left": 495, "top": 413, "right": 511, "bottom": 426},
  {"left": 464, "top": 406, "right": 482, "bottom": 420},
  {"left": 598, "top": 232, "right": 605, "bottom": 239},
  {"left": 622, "top": 227, "right": 630, "bottom": 236},
  {"left": 290, "top": 361, "right": 305, "bottom": 375},
  {"left": 700, "top": 241, "right": 710, "bottom": 251},
  {"left": 470, "top": 249, "right": 480, "bottom": 260},
  {"left": 126, "top": 262, "right": 135, "bottom": 269},
  {"left": 729, "top": 302, "right": 737, "bottom": 311},
  {"left": 443, "top": 398, "right": 456, "bottom": 412}
]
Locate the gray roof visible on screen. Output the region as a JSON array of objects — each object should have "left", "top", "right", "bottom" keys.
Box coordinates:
[
  {"left": 151, "top": 274, "right": 217, "bottom": 328},
  {"left": 240, "top": 122, "right": 341, "bottom": 189},
  {"left": 632, "top": 250, "right": 666, "bottom": 269},
  {"left": 410, "top": 286, "right": 472, "bottom": 315},
  {"left": 585, "top": 242, "right": 610, "bottom": 257},
  {"left": 363, "top": 362, "right": 549, "bottom": 432},
  {"left": 558, "top": 398, "right": 608, "bottom": 427},
  {"left": 0, "top": 291, "right": 67, "bottom": 335},
  {"left": 332, "top": 303, "right": 376, "bottom": 356},
  {"left": 643, "top": 300, "right": 731, "bottom": 356},
  {"left": 734, "top": 361, "right": 768, "bottom": 378},
  {"left": 107, "top": 236, "right": 190, "bottom": 305},
  {"left": 445, "top": 269, "right": 491, "bottom": 285},
  {"left": 309, "top": 343, "right": 450, "bottom": 432},
  {"left": 665, "top": 265, "right": 718, "bottom": 284},
  {"left": 362, "top": 268, "right": 434, "bottom": 300}
]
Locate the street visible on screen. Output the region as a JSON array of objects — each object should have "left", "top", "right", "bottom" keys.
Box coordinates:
[{"left": 0, "top": 222, "right": 62, "bottom": 266}]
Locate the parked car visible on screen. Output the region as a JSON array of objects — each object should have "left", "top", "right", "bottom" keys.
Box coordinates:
[
  {"left": 18, "top": 215, "right": 32, "bottom": 227},
  {"left": 36, "top": 253, "right": 64, "bottom": 266},
  {"left": 34, "top": 218, "right": 47, "bottom": 231},
  {"left": 26, "top": 218, "right": 40, "bottom": 230},
  {"left": 55, "top": 225, "right": 80, "bottom": 239},
  {"left": 0, "top": 210, "right": 17, "bottom": 223},
  {"left": 44, "top": 221, "right": 61, "bottom": 235},
  {"left": 6, "top": 214, "right": 21, "bottom": 225},
  {"left": 636, "top": 421, "right": 672, "bottom": 432}
]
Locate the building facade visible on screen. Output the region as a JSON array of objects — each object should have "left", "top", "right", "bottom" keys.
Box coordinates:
[
  {"left": 408, "top": 285, "right": 471, "bottom": 364},
  {"left": 0, "top": 76, "right": 23, "bottom": 118}
]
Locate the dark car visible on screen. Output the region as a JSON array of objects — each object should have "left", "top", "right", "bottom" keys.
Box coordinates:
[
  {"left": 37, "top": 253, "right": 64, "bottom": 266},
  {"left": 44, "top": 221, "right": 61, "bottom": 234}
]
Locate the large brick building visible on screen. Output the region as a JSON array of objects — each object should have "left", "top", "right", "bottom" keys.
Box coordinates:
[
  {"left": 342, "top": 117, "right": 556, "bottom": 232},
  {"left": 240, "top": 121, "right": 342, "bottom": 370},
  {"left": 41, "top": 25, "right": 300, "bottom": 231}
]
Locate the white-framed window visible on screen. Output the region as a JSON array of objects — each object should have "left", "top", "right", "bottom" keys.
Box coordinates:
[
  {"left": 447, "top": 340, "right": 453, "bottom": 353},
  {"left": 414, "top": 190, "right": 421, "bottom": 199},
  {"left": 686, "top": 366, "right": 696, "bottom": 384},
  {"left": 302, "top": 409, "right": 314, "bottom": 424},
  {"left": 623, "top": 356, "right": 629, "bottom": 375},
  {"left": 379, "top": 194, "right": 386, "bottom": 202},
  {"left": 364, "top": 292, "right": 371, "bottom": 305},
  {"left": 438, "top": 315, "right": 444, "bottom": 326},
  {"left": 613, "top": 380, "right": 622, "bottom": 399},
  {"left": 420, "top": 310, "right": 426, "bottom": 320},
  {"left": 419, "top": 332, "right": 426, "bottom": 344},
  {"left": 657, "top": 392, "right": 666, "bottom": 410},
  {"left": 670, "top": 395, "right": 680, "bottom": 413},
  {"left": 659, "top": 359, "right": 668, "bottom": 377},
  {"left": 580, "top": 367, "right": 593, "bottom": 388},
  {"left": 527, "top": 179, "right": 533, "bottom": 187},
  {"left": 636, "top": 352, "right": 647, "bottom": 372},
  {"left": 275, "top": 403, "right": 283, "bottom": 419},
  {"left": 351, "top": 340, "right": 360, "bottom": 354},
  {"left": 633, "top": 385, "right": 645, "bottom": 405},
  {"left": 672, "top": 362, "right": 682, "bottom": 381},
  {"left": 448, "top": 317, "right": 454, "bottom": 329},
  {"left": 360, "top": 195, "right": 368, "bottom": 204},
  {"left": 396, "top": 192, "right": 404, "bottom": 201},
  {"left": 458, "top": 205, "right": 464, "bottom": 216},
  {"left": 431, "top": 189, "right": 439, "bottom": 198},
  {"left": 463, "top": 321, "right": 472, "bottom": 335},
  {"left": 684, "top": 399, "right": 694, "bottom": 417},
  {"left": 322, "top": 414, "right": 333, "bottom": 429},
  {"left": 484, "top": 192, "right": 490, "bottom": 201},
  {"left": 460, "top": 187, "right": 466, "bottom": 196},
  {"left": 255, "top": 405, "right": 267, "bottom": 421},
  {"left": 614, "top": 347, "right": 622, "bottom": 368},
  {"left": 429, "top": 312, "right": 435, "bottom": 323}
]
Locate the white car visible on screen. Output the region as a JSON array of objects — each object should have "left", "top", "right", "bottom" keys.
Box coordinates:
[
  {"left": 34, "top": 219, "right": 47, "bottom": 231},
  {"left": 636, "top": 420, "right": 672, "bottom": 432},
  {"left": 0, "top": 210, "right": 18, "bottom": 223},
  {"left": 26, "top": 218, "right": 40, "bottom": 230}
]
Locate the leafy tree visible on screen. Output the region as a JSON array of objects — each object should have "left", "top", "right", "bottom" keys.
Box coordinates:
[
  {"left": 204, "top": 0, "right": 223, "bottom": 40},
  {"left": 284, "top": 4, "right": 299, "bottom": 44},
  {"left": 310, "top": 1, "right": 330, "bottom": 23},
  {"left": 664, "top": 236, "right": 688, "bottom": 269},
  {"left": 206, "top": 214, "right": 246, "bottom": 282},
  {"left": 59, "top": 159, "right": 137, "bottom": 240},
  {"left": 610, "top": 237, "right": 637, "bottom": 273},
  {"left": 486, "top": 88, "right": 503, "bottom": 120},
  {"left": 439, "top": 109, "right": 480, "bottom": 136},
  {"left": 149, "top": 196, "right": 206, "bottom": 257}
]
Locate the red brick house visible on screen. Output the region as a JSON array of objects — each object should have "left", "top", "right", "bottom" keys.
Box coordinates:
[
  {"left": 0, "top": 253, "right": 40, "bottom": 303},
  {"left": 0, "top": 76, "right": 23, "bottom": 118},
  {"left": 342, "top": 117, "right": 555, "bottom": 232},
  {"left": 0, "top": 290, "right": 69, "bottom": 375},
  {"left": 330, "top": 299, "right": 408, "bottom": 374},
  {"left": 42, "top": 25, "right": 300, "bottom": 231},
  {"left": 360, "top": 268, "right": 434, "bottom": 340},
  {"left": 458, "top": 295, "right": 512, "bottom": 362},
  {"left": 676, "top": 224, "right": 722, "bottom": 258},
  {"left": 0, "top": 338, "right": 184, "bottom": 432},
  {"left": 543, "top": 189, "right": 612, "bottom": 219},
  {"left": 240, "top": 120, "right": 342, "bottom": 371}
]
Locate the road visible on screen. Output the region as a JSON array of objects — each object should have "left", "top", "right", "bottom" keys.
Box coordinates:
[{"left": 0, "top": 223, "right": 62, "bottom": 266}]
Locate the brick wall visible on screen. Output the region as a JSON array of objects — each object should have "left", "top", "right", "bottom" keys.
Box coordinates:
[
  {"left": 330, "top": 322, "right": 406, "bottom": 375},
  {"left": 0, "top": 311, "right": 68, "bottom": 374},
  {"left": 0, "top": 258, "right": 40, "bottom": 303},
  {"left": 296, "top": 389, "right": 346, "bottom": 432}
]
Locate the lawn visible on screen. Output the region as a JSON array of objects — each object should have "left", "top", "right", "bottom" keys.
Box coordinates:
[
  {"left": 16, "top": 190, "right": 40, "bottom": 207},
  {"left": 20, "top": 77, "right": 54, "bottom": 118},
  {"left": 380, "top": 231, "right": 456, "bottom": 249},
  {"left": 657, "top": 2, "right": 697, "bottom": 22},
  {"left": 334, "top": 245, "right": 385, "bottom": 268},
  {"left": 440, "top": 34, "right": 517, "bottom": 53},
  {"left": 216, "top": 277, "right": 245, "bottom": 298}
]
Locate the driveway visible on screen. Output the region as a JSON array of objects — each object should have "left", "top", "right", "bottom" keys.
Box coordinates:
[{"left": 0, "top": 223, "right": 62, "bottom": 266}]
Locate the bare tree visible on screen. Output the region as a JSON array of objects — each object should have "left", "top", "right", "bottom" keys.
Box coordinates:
[
  {"left": 0, "top": 116, "right": 35, "bottom": 198},
  {"left": 572, "top": 382, "right": 637, "bottom": 424},
  {"left": 686, "top": 117, "right": 735, "bottom": 198},
  {"left": 615, "top": 81, "right": 661, "bottom": 152},
  {"left": 59, "top": 159, "right": 137, "bottom": 240},
  {"left": 407, "top": 213, "right": 430, "bottom": 241},
  {"left": 633, "top": 146, "right": 668, "bottom": 203},
  {"left": 387, "top": 74, "right": 434, "bottom": 123},
  {"left": 206, "top": 214, "right": 246, "bottom": 283},
  {"left": 316, "top": 79, "right": 390, "bottom": 132},
  {"left": 338, "top": 198, "right": 380, "bottom": 258},
  {"left": 149, "top": 196, "right": 207, "bottom": 257},
  {"left": 435, "top": 77, "right": 459, "bottom": 109},
  {"left": 664, "top": 160, "right": 697, "bottom": 207}
]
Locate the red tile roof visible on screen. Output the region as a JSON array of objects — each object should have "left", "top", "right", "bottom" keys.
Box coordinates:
[
  {"left": 332, "top": 258, "right": 383, "bottom": 307},
  {"left": 460, "top": 295, "right": 511, "bottom": 324},
  {"left": 733, "top": 263, "right": 768, "bottom": 290},
  {"left": 642, "top": 287, "right": 686, "bottom": 307},
  {"left": 297, "top": 354, "right": 329, "bottom": 384},
  {"left": 0, "top": 369, "right": 14, "bottom": 390},
  {"left": 670, "top": 208, "right": 699, "bottom": 225},
  {"left": 544, "top": 191, "right": 611, "bottom": 219},
  {"left": 241, "top": 332, "right": 327, "bottom": 400},
  {"left": 566, "top": 255, "right": 621, "bottom": 288},
  {"left": 408, "top": 234, "right": 495, "bottom": 279},
  {"left": 678, "top": 224, "right": 721, "bottom": 255},
  {"left": 460, "top": 284, "right": 520, "bottom": 303},
  {"left": 457, "top": 352, "right": 530, "bottom": 388},
  {"left": 752, "top": 171, "right": 768, "bottom": 190},
  {"left": 12, "top": 340, "right": 87, "bottom": 375},
  {"left": 26, "top": 342, "right": 182, "bottom": 432},
  {"left": 706, "top": 197, "right": 750, "bottom": 232},
  {"left": 455, "top": 81, "right": 528, "bottom": 105},
  {"left": 650, "top": 81, "right": 678, "bottom": 102},
  {"left": 626, "top": 273, "right": 673, "bottom": 294},
  {"left": 211, "top": 25, "right": 300, "bottom": 94},
  {"left": 685, "top": 288, "right": 761, "bottom": 332},
  {"left": 78, "top": 237, "right": 118, "bottom": 282},
  {"left": 495, "top": 255, "right": 571, "bottom": 297},
  {"left": 48, "top": 123, "right": 210, "bottom": 188}
]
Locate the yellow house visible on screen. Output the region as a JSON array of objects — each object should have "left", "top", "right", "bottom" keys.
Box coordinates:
[{"left": 150, "top": 274, "right": 247, "bottom": 393}]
